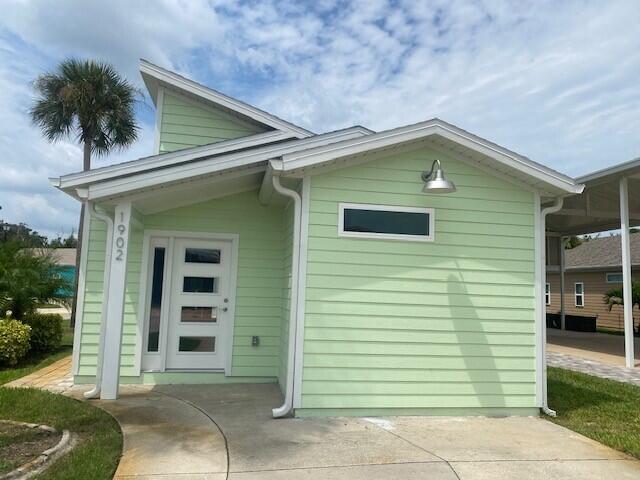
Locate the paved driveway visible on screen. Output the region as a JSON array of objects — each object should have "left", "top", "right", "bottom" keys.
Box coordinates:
[{"left": 78, "top": 383, "right": 640, "bottom": 480}]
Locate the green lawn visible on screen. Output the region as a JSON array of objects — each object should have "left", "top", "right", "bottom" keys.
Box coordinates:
[
  {"left": 548, "top": 367, "right": 640, "bottom": 458},
  {"left": 0, "top": 323, "right": 122, "bottom": 479},
  {"left": 0, "top": 325, "right": 74, "bottom": 386},
  {"left": 0, "top": 388, "right": 122, "bottom": 479}
]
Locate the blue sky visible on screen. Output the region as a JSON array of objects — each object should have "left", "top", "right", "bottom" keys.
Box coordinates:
[{"left": 0, "top": 0, "right": 638, "bottom": 238}]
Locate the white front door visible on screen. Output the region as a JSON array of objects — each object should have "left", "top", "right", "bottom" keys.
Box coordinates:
[{"left": 165, "top": 238, "right": 232, "bottom": 370}]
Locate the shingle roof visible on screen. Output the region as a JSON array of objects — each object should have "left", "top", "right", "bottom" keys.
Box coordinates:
[{"left": 565, "top": 233, "right": 640, "bottom": 269}]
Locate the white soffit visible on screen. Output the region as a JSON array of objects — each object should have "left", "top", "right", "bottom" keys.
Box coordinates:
[
  {"left": 279, "top": 118, "right": 583, "bottom": 196},
  {"left": 140, "top": 59, "right": 313, "bottom": 139}
]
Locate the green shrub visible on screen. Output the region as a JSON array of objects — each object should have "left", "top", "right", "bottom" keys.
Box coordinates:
[
  {"left": 0, "top": 319, "right": 31, "bottom": 366},
  {"left": 22, "top": 313, "right": 63, "bottom": 353}
]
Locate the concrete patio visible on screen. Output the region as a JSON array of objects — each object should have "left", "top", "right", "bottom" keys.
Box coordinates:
[
  {"left": 7, "top": 356, "right": 640, "bottom": 479},
  {"left": 64, "top": 382, "right": 640, "bottom": 480}
]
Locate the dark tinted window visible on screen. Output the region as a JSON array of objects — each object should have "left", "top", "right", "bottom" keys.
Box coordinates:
[
  {"left": 178, "top": 336, "right": 215, "bottom": 352},
  {"left": 343, "top": 208, "right": 430, "bottom": 236},
  {"left": 147, "top": 247, "right": 165, "bottom": 352},
  {"left": 185, "top": 248, "right": 220, "bottom": 264},
  {"left": 183, "top": 276, "right": 217, "bottom": 293}
]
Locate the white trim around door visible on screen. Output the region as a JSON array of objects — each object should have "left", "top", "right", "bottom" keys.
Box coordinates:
[{"left": 137, "top": 230, "right": 239, "bottom": 376}]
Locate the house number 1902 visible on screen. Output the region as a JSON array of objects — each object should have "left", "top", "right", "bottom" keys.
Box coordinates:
[{"left": 115, "top": 211, "right": 127, "bottom": 261}]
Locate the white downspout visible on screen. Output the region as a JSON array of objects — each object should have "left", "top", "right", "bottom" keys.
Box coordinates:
[
  {"left": 83, "top": 202, "right": 115, "bottom": 400},
  {"left": 272, "top": 175, "right": 302, "bottom": 418},
  {"left": 537, "top": 196, "right": 564, "bottom": 416}
]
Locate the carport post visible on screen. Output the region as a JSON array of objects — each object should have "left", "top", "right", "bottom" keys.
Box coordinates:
[
  {"left": 620, "top": 177, "right": 634, "bottom": 368},
  {"left": 560, "top": 237, "right": 566, "bottom": 330}
]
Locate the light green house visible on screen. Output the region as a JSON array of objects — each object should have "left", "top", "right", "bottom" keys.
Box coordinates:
[{"left": 51, "top": 60, "right": 583, "bottom": 417}]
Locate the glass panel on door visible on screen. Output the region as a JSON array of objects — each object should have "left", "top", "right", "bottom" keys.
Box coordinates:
[{"left": 181, "top": 306, "right": 218, "bottom": 323}]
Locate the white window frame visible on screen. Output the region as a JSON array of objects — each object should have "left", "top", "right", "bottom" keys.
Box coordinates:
[
  {"left": 606, "top": 272, "right": 624, "bottom": 283},
  {"left": 574, "top": 282, "right": 584, "bottom": 307},
  {"left": 545, "top": 283, "right": 551, "bottom": 306},
  {"left": 338, "top": 203, "right": 435, "bottom": 242}
]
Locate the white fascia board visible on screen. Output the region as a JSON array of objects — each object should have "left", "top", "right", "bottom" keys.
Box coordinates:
[
  {"left": 59, "top": 130, "right": 295, "bottom": 190},
  {"left": 140, "top": 59, "right": 314, "bottom": 139},
  {"left": 86, "top": 127, "right": 371, "bottom": 201},
  {"left": 281, "top": 119, "right": 584, "bottom": 195},
  {"left": 577, "top": 156, "right": 640, "bottom": 185}
]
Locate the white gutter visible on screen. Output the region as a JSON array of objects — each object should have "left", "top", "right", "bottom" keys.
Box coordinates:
[
  {"left": 536, "top": 196, "right": 564, "bottom": 416},
  {"left": 271, "top": 175, "right": 302, "bottom": 418},
  {"left": 83, "top": 202, "right": 115, "bottom": 400}
]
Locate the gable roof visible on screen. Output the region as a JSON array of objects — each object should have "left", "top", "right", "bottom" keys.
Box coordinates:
[
  {"left": 140, "top": 59, "right": 313, "bottom": 139},
  {"left": 565, "top": 233, "right": 640, "bottom": 270},
  {"left": 275, "top": 118, "right": 583, "bottom": 196}
]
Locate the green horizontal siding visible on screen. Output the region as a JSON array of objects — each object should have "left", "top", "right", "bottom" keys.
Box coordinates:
[
  {"left": 159, "top": 92, "right": 269, "bottom": 153},
  {"left": 302, "top": 146, "right": 536, "bottom": 412}
]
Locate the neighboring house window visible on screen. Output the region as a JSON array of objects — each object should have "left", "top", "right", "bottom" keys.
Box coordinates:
[
  {"left": 606, "top": 272, "right": 623, "bottom": 283},
  {"left": 545, "top": 283, "right": 551, "bottom": 306},
  {"left": 338, "top": 203, "right": 434, "bottom": 242},
  {"left": 574, "top": 282, "right": 584, "bottom": 307}
]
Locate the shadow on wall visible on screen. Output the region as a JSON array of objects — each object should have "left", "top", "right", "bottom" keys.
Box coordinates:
[{"left": 447, "top": 268, "right": 505, "bottom": 409}]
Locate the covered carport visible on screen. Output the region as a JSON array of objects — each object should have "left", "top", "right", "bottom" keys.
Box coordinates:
[{"left": 546, "top": 157, "right": 640, "bottom": 368}]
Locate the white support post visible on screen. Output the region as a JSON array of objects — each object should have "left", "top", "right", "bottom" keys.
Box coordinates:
[
  {"left": 560, "top": 237, "right": 566, "bottom": 330},
  {"left": 620, "top": 178, "right": 634, "bottom": 368},
  {"left": 100, "top": 202, "right": 133, "bottom": 400}
]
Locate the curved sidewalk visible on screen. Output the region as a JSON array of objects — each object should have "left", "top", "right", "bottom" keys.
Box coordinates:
[{"left": 68, "top": 384, "right": 229, "bottom": 479}]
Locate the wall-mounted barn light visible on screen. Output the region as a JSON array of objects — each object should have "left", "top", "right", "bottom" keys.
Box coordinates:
[{"left": 421, "top": 159, "right": 456, "bottom": 193}]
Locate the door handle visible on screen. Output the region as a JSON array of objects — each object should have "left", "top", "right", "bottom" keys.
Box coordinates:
[{"left": 222, "top": 307, "right": 228, "bottom": 312}]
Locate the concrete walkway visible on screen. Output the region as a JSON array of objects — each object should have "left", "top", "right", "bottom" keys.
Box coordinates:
[{"left": 7, "top": 357, "right": 640, "bottom": 479}]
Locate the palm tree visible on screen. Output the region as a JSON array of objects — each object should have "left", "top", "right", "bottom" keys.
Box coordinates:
[{"left": 30, "top": 58, "right": 139, "bottom": 325}]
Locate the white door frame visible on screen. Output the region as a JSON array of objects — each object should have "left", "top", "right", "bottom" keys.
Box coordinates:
[{"left": 136, "top": 229, "right": 239, "bottom": 376}]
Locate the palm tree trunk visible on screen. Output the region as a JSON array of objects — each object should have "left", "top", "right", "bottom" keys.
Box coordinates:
[{"left": 70, "top": 141, "right": 91, "bottom": 327}]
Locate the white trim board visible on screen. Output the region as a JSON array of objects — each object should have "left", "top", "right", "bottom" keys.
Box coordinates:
[
  {"left": 140, "top": 59, "right": 314, "bottom": 139},
  {"left": 293, "top": 176, "right": 311, "bottom": 409},
  {"left": 153, "top": 87, "right": 165, "bottom": 155}
]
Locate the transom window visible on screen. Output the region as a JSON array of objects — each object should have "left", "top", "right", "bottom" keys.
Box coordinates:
[
  {"left": 606, "top": 272, "right": 623, "bottom": 283},
  {"left": 574, "top": 282, "right": 584, "bottom": 307},
  {"left": 338, "top": 203, "right": 434, "bottom": 242}
]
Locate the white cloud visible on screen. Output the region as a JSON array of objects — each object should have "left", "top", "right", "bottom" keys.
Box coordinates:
[{"left": 0, "top": 0, "right": 638, "bottom": 237}]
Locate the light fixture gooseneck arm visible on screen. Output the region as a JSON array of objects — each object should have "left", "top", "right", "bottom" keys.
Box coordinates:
[{"left": 421, "top": 159, "right": 441, "bottom": 182}]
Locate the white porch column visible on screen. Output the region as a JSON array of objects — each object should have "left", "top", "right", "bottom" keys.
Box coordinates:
[
  {"left": 620, "top": 178, "right": 634, "bottom": 368},
  {"left": 560, "top": 237, "right": 566, "bottom": 330},
  {"left": 100, "top": 202, "right": 133, "bottom": 400}
]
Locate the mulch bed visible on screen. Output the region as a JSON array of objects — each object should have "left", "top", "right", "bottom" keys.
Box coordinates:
[{"left": 0, "top": 422, "right": 61, "bottom": 474}]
